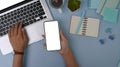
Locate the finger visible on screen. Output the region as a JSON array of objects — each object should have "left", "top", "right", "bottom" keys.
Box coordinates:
[
  {"left": 18, "top": 23, "right": 23, "bottom": 35},
  {"left": 8, "top": 28, "right": 11, "bottom": 39},
  {"left": 22, "top": 28, "right": 28, "bottom": 46},
  {"left": 58, "top": 51, "right": 63, "bottom": 55},
  {"left": 44, "top": 43, "right": 46, "bottom": 47},
  {"left": 42, "top": 35, "right": 45, "bottom": 38},
  {"left": 14, "top": 23, "right": 19, "bottom": 35},
  {"left": 43, "top": 43, "right": 47, "bottom": 48},
  {"left": 22, "top": 28, "right": 27, "bottom": 40},
  {"left": 60, "top": 30, "right": 66, "bottom": 40},
  {"left": 11, "top": 26, "right": 15, "bottom": 37}
]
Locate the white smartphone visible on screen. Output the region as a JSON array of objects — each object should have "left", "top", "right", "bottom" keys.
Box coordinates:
[{"left": 44, "top": 21, "right": 61, "bottom": 51}]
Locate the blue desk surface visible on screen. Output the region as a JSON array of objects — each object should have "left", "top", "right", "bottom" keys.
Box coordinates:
[{"left": 0, "top": 0, "right": 120, "bottom": 67}]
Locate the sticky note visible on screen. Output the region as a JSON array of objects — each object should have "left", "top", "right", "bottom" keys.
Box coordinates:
[{"left": 103, "top": 7, "right": 118, "bottom": 23}]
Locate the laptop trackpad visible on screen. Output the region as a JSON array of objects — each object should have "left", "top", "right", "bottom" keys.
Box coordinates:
[{"left": 25, "top": 21, "right": 44, "bottom": 45}]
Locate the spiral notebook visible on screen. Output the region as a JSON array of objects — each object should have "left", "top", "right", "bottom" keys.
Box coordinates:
[{"left": 69, "top": 16, "right": 100, "bottom": 37}]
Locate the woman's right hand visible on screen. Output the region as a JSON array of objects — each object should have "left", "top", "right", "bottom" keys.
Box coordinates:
[{"left": 58, "top": 30, "right": 71, "bottom": 56}]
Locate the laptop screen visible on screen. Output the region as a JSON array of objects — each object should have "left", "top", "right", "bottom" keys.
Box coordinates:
[
  {"left": 0, "top": 0, "right": 24, "bottom": 11},
  {"left": 0, "top": 0, "right": 32, "bottom": 14}
]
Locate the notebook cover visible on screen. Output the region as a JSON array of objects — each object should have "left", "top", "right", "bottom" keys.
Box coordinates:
[{"left": 70, "top": 16, "right": 80, "bottom": 34}]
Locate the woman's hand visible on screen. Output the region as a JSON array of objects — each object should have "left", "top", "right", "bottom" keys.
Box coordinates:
[
  {"left": 58, "top": 30, "right": 71, "bottom": 56},
  {"left": 8, "top": 23, "right": 28, "bottom": 52},
  {"left": 42, "top": 30, "right": 71, "bottom": 55}
]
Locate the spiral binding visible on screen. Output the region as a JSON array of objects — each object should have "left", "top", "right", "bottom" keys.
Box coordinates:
[{"left": 81, "top": 17, "right": 88, "bottom": 36}]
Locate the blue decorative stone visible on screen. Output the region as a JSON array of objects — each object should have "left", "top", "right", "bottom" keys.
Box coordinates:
[
  {"left": 105, "top": 28, "right": 112, "bottom": 33},
  {"left": 108, "top": 35, "right": 115, "bottom": 40},
  {"left": 99, "top": 39, "right": 105, "bottom": 44}
]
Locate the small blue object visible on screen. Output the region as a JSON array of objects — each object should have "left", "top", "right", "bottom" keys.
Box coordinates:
[
  {"left": 105, "top": 28, "right": 112, "bottom": 33},
  {"left": 99, "top": 39, "right": 105, "bottom": 44},
  {"left": 89, "top": 0, "right": 101, "bottom": 9},
  {"left": 108, "top": 35, "right": 115, "bottom": 40}
]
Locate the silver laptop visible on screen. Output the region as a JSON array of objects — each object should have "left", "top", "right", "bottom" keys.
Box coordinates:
[{"left": 0, "top": 0, "right": 53, "bottom": 55}]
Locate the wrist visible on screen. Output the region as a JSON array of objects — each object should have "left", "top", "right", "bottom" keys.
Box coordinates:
[
  {"left": 14, "top": 50, "right": 24, "bottom": 55},
  {"left": 62, "top": 49, "right": 73, "bottom": 57},
  {"left": 14, "top": 48, "right": 25, "bottom": 52}
]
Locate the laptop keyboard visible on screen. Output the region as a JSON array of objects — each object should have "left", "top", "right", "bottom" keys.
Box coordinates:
[{"left": 0, "top": 1, "right": 47, "bottom": 36}]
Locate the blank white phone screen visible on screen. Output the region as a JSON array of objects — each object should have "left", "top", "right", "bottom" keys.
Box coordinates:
[{"left": 44, "top": 21, "right": 61, "bottom": 51}]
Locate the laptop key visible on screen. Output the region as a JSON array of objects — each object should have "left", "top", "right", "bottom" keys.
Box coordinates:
[
  {"left": 43, "top": 16, "right": 47, "bottom": 19},
  {"left": 35, "top": 17, "right": 40, "bottom": 21},
  {"left": 40, "top": 16, "right": 43, "bottom": 19}
]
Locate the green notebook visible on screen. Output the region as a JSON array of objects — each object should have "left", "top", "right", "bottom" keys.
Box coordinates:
[
  {"left": 118, "top": 61, "right": 120, "bottom": 67},
  {"left": 96, "top": 0, "right": 120, "bottom": 15},
  {"left": 89, "top": 0, "right": 101, "bottom": 9},
  {"left": 103, "top": 7, "right": 118, "bottom": 23}
]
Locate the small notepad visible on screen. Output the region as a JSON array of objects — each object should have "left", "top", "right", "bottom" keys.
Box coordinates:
[
  {"left": 69, "top": 16, "right": 100, "bottom": 37},
  {"left": 103, "top": 7, "right": 118, "bottom": 23}
]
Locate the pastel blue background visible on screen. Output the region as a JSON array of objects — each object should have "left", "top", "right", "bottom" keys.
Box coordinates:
[{"left": 0, "top": 0, "right": 120, "bottom": 67}]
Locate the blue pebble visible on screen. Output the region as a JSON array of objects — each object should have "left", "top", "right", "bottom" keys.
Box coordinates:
[
  {"left": 105, "top": 28, "right": 112, "bottom": 33},
  {"left": 99, "top": 39, "right": 105, "bottom": 44},
  {"left": 108, "top": 35, "right": 114, "bottom": 40}
]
